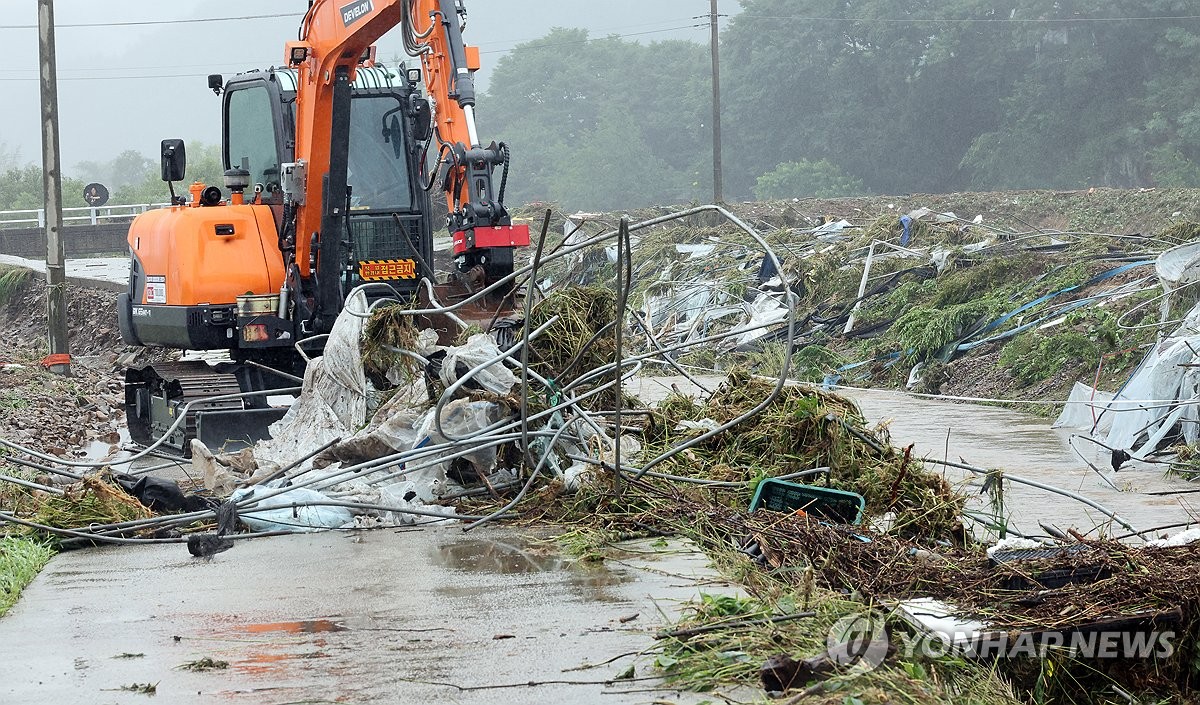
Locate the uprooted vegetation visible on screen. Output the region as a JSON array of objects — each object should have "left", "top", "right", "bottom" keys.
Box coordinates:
[{"left": 517, "top": 190, "right": 1190, "bottom": 409}]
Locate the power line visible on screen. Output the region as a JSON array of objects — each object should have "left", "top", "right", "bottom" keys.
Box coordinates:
[
  {"left": 478, "top": 24, "right": 705, "bottom": 55},
  {"left": 0, "top": 12, "right": 303, "bottom": 30},
  {"left": 736, "top": 13, "right": 1200, "bottom": 24},
  {"left": 0, "top": 24, "right": 709, "bottom": 81}
]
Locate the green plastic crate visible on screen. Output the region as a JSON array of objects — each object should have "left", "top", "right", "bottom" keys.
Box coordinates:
[{"left": 749, "top": 478, "right": 865, "bottom": 525}]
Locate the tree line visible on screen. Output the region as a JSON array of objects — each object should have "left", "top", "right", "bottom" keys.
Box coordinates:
[
  {"left": 0, "top": 143, "right": 222, "bottom": 212},
  {"left": 481, "top": 0, "right": 1200, "bottom": 208}
]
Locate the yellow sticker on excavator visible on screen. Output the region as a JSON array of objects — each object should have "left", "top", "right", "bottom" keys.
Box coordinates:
[{"left": 359, "top": 259, "right": 418, "bottom": 281}]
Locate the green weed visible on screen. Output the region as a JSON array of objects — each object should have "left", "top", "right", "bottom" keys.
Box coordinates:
[
  {"left": 0, "top": 266, "right": 30, "bottom": 306},
  {"left": 0, "top": 536, "right": 54, "bottom": 616}
]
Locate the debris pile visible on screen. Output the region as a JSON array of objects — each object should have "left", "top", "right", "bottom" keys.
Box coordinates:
[{"left": 5, "top": 199, "right": 1200, "bottom": 703}]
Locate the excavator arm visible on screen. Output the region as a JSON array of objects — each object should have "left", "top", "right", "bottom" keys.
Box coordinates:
[{"left": 284, "top": 0, "right": 527, "bottom": 331}]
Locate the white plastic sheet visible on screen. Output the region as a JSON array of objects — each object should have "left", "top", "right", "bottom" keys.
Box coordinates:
[
  {"left": 1052, "top": 382, "right": 1115, "bottom": 435},
  {"left": 257, "top": 290, "right": 370, "bottom": 464},
  {"left": 232, "top": 486, "right": 354, "bottom": 532},
  {"left": 412, "top": 398, "right": 509, "bottom": 485},
  {"left": 1086, "top": 300, "right": 1200, "bottom": 457},
  {"left": 438, "top": 333, "right": 517, "bottom": 394},
  {"left": 728, "top": 293, "right": 788, "bottom": 348}
]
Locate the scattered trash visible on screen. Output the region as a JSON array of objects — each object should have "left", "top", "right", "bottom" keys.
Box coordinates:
[
  {"left": 113, "top": 683, "right": 158, "bottom": 695},
  {"left": 748, "top": 479, "right": 865, "bottom": 525},
  {"left": 231, "top": 487, "right": 354, "bottom": 533},
  {"left": 1146, "top": 527, "right": 1200, "bottom": 547}
]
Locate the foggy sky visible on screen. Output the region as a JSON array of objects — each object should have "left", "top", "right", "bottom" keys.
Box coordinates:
[{"left": 0, "top": 0, "right": 717, "bottom": 176}]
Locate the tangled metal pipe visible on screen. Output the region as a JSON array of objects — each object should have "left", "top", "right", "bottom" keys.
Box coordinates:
[{"left": 922, "top": 457, "right": 1138, "bottom": 535}]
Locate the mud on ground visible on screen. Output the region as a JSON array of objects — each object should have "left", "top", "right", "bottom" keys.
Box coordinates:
[{"left": 0, "top": 276, "right": 127, "bottom": 457}]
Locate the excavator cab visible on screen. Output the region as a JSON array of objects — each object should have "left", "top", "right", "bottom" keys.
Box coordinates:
[
  {"left": 119, "top": 65, "right": 439, "bottom": 455},
  {"left": 223, "top": 65, "right": 436, "bottom": 299}
]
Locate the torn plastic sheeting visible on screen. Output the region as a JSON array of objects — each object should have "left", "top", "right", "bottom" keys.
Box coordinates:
[
  {"left": 1098, "top": 305, "right": 1200, "bottom": 457},
  {"left": 675, "top": 419, "right": 720, "bottom": 432},
  {"left": 1146, "top": 528, "right": 1200, "bottom": 547},
  {"left": 113, "top": 473, "right": 211, "bottom": 513},
  {"left": 232, "top": 486, "right": 354, "bottom": 532},
  {"left": 378, "top": 482, "right": 457, "bottom": 526},
  {"left": 411, "top": 398, "right": 509, "bottom": 491},
  {"left": 438, "top": 333, "right": 517, "bottom": 395},
  {"left": 894, "top": 597, "right": 990, "bottom": 655},
  {"left": 985, "top": 537, "right": 1044, "bottom": 557},
  {"left": 812, "top": 219, "right": 852, "bottom": 235},
  {"left": 676, "top": 243, "right": 718, "bottom": 260},
  {"left": 646, "top": 285, "right": 718, "bottom": 328},
  {"left": 255, "top": 290, "right": 370, "bottom": 464},
  {"left": 314, "top": 383, "right": 426, "bottom": 469},
  {"left": 905, "top": 207, "right": 958, "bottom": 224},
  {"left": 1156, "top": 240, "right": 1200, "bottom": 288},
  {"left": 930, "top": 241, "right": 991, "bottom": 272},
  {"left": 1104, "top": 341, "right": 1200, "bottom": 458},
  {"left": 1052, "top": 382, "right": 1116, "bottom": 435},
  {"left": 726, "top": 293, "right": 788, "bottom": 348}
]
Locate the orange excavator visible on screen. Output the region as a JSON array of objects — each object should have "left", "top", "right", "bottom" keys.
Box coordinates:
[{"left": 117, "top": 0, "right": 529, "bottom": 453}]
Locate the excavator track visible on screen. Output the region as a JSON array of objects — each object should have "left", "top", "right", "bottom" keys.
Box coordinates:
[{"left": 125, "top": 361, "right": 283, "bottom": 456}]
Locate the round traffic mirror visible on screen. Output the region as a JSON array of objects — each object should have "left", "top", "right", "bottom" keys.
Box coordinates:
[{"left": 83, "top": 182, "right": 110, "bottom": 207}]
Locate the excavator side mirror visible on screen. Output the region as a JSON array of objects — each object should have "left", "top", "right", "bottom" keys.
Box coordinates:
[
  {"left": 411, "top": 97, "right": 432, "bottom": 143},
  {"left": 161, "top": 139, "right": 187, "bottom": 182}
]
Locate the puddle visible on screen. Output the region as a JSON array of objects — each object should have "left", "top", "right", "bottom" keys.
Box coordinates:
[
  {"left": 241, "top": 618, "right": 348, "bottom": 634},
  {"left": 233, "top": 649, "right": 331, "bottom": 676},
  {"left": 437, "top": 537, "right": 566, "bottom": 574},
  {"left": 432, "top": 534, "right": 636, "bottom": 603}
]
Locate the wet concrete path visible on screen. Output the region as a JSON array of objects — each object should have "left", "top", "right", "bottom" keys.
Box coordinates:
[{"left": 0, "top": 529, "right": 725, "bottom": 704}]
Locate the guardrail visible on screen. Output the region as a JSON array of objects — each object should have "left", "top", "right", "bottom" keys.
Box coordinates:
[{"left": 0, "top": 203, "right": 169, "bottom": 229}]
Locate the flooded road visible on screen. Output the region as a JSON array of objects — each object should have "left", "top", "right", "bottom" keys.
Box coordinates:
[
  {"left": 0, "top": 529, "right": 725, "bottom": 704},
  {"left": 632, "top": 376, "right": 1199, "bottom": 540},
  {"left": 846, "top": 388, "right": 1198, "bottom": 538}
]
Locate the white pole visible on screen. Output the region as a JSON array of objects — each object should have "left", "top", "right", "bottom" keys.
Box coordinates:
[{"left": 843, "top": 241, "right": 876, "bottom": 335}]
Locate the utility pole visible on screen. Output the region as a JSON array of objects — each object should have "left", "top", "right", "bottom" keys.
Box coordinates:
[
  {"left": 709, "top": 0, "right": 724, "bottom": 203},
  {"left": 38, "top": 0, "right": 70, "bottom": 376}
]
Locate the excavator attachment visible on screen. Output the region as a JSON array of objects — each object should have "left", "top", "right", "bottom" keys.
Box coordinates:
[{"left": 419, "top": 278, "right": 525, "bottom": 349}]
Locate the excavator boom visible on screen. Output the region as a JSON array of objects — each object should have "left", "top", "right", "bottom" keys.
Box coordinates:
[{"left": 285, "top": 0, "right": 527, "bottom": 330}]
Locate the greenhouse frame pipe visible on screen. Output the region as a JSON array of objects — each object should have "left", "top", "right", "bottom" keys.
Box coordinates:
[{"left": 922, "top": 458, "right": 1137, "bottom": 534}]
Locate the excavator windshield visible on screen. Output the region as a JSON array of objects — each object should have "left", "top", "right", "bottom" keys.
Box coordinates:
[{"left": 347, "top": 95, "right": 413, "bottom": 211}]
